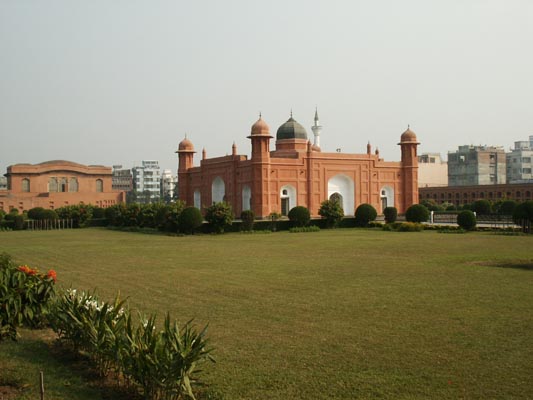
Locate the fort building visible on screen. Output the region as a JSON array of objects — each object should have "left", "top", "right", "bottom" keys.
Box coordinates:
[{"left": 176, "top": 112, "right": 420, "bottom": 218}]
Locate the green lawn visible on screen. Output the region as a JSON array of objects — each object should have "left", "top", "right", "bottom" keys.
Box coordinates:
[{"left": 1, "top": 228, "right": 533, "bottom": 399}]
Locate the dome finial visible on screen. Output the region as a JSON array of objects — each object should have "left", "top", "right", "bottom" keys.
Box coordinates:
[
  {"left": 290, "top": 109, "right": 293, "bottom": 118},
  {"left": 259, "top": 111, "right": 262, "bottom": 119}
]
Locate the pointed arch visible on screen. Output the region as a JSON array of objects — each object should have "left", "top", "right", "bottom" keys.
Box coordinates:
[
  {"left": 194, "top": 190, "right": 201, "bottom": 209},
  {"left": 211, "top": 176, "right": 225, "bottom": 204},
  {"left": 327, "top": 174, "right": 354, "bottom": 215},
  {"left": 280, "top": 185, "right": 297, "bottom": 216},
  {"left": 380, "top": 186, "right": 394, "bottom": 212},
  {"left": 242, "top": 185, "right": 251, "bottom": 211}
]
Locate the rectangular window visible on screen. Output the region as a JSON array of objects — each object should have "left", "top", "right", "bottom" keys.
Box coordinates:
[
  {"left": 524, "top": 168, "right": 532, "bottom": 174},
  {"left": 523, "top": 157, "right": 531, "bottom": 163}
]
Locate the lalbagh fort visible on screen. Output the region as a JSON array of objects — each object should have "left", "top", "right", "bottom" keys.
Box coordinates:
[{"left": 176, "top": 111, "right": 420, "bottom": 218}]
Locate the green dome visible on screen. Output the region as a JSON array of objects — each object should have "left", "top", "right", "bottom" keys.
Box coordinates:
[{"left": 276, "top": 116, "right": 308, "bottom": 140}]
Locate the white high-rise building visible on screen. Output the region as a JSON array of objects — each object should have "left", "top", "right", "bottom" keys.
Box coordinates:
[
  {"left": 507, "top": 135, "right": 533, "bottom": 183},
  {"left": 132, "top": 160, "right": 161, "bottom": 203},
  {"left": 160, "top": 169, "right": 176, "bottom": 202}
]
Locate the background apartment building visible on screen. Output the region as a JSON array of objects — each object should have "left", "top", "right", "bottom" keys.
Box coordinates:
[
  {"left": 132, "top": 160, "right": 161, "bottom": 203},
  {"left": 112, "top": 165, "right": 133, "bottom": 192},
  {"left": 418, "top": 153, "right": 447, "bottom": 187},
  {"left": 448, "top": 145, "right": 506, "bottom": 186},
  {"left": 160, "top": 169, "right": 177, "bottom": 202},
  {"left": 507, "top": 136, "right": 533, "bottom": 183}
]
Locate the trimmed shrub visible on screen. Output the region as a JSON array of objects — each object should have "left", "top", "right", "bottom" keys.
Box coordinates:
[
  {"left": 397, "top": 222, "right": 424, "bottom": 232},
  {"left": 498, "top": 200, "right": 517, "bottom": 216},
  {"left": 288, "top": 206, "right": 311, "bottom": 227},
  {"left": 289, "top": 226, "right": 320, "bottom": 233},
  {"left": 405, "top": 204, "right": 429, "bottom": 223},
  {"left": 513, "top": 200, "right": 533, "bottom": 233},
  {"left": 240, "top": 210, "right": 255, "bottom": 232},
  {"left": 178, "top": 207, "right": 203, "bottom": 234},
  {"left": 382, "top": 222, "right": 423, "bottom": 232},
  {"left": 318, "top": 199, "right": 344, "bottom": 228},
  {"left": 354, "top": 204, "right": 377, "bottom": 227},
  {"left": 457, "top": 210, "right": 476, "bottom": 231},
  {"left": 383, "top": 206, "right": 397, "bottom": 224},
  {"left": 205, "top": 202, "right": 234, "bottom": 234},
  {"left": 472, "top": 199, "right": 492, "bottom": 215},
  {"left": 28, "top": 207, "right": 47, "bottom": 220}
]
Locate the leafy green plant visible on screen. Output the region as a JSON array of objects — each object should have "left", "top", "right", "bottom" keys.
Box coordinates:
[
  {"left": 205, "top": 202, "right": 234, "bottom": 234},
  {"left": 472, "top": 199, "right": 492, "bottom": 215},
  {"left": 240, "top": 210, "right": 255, "bottom": 232},
  {"left": 289, "top": 226, "right": 320, "bottom": 233},
  {"left": 405, "top": 204, "right": 429, "bottom": 223},
  {"left": 383, "top": 207, "right": 398, "bottom": 224},
  {"left": 318, "top": 199, "right": 344, "bottom": 228},
  {"left": 179, "top": 207, "right": 204, "bottom": 234},
  {"left": 0, "top": 253, "right": 57, "bottom": 341},
  {"left": 288, "top": 206, "right": 310, "bottom": 227},
  {"left": 354, "top": 204, "right": 377, "bottom": 227},
  {"left": 457, "top": 210, "right": 476, "bottom": 231}
]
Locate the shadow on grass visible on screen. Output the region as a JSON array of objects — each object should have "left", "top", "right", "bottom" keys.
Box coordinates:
[
  {"left": 472, "top": 260, "right": 533, "bottom": 271},
  {"left": 0, "top": 329, "right": 139, "bottom": 400}
]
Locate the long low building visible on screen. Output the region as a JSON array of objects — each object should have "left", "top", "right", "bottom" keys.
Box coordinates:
[
  {"left": 419, "top": 183, "right": 533, "bottom": 206},
  {"left": 0, "top": 160, "right": 125, "bottom": 212}
]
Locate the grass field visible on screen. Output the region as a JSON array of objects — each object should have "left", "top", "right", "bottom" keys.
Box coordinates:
[{"left": 1, "top": 228, "right": 533, "bottom": 399}]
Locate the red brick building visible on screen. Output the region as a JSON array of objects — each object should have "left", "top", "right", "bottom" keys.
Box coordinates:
[
  {"left": 419, "top": 183, "right": 533, "bottom": 206},
  {"left": 176, "top": 113, "right": 420, "bottom": 218},
  {"left": 0, "top": 160, "right": 125, "bottom": 212}
]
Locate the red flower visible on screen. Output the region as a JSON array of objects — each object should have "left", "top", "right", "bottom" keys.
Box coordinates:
[
  {"left": 17, "top": 265, "right": 38, "bottom": 275},
  {"left": 46, "top": 269, "right": 57, "bottom": 282},
  {"left": 18, "top": 265, "right": 30, "bottom": 273}
]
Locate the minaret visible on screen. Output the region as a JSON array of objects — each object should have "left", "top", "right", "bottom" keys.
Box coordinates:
[{"left": 311, "top": 108, "right": 322, "bottom": 148}]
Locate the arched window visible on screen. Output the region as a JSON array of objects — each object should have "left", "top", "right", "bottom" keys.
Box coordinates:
[
  {"left": 60, "top": 177, "right": 68, "bottom": 192},
  {"left": 242, "top": 185, "right": 251, "bottom": 211},
  {"left": 327, "top": 174, "right": 355, "bottom": 215},
  {"left": 21, "top": 178, "right": 30, "bottom": 192},
  {"left": 526, "top": 191, "right": 531, "bottom": 198},
  {"left": 96, "top": 179, "right": 103, "bottom": 193},
  {"left": 48, "top": 178, "right": 58, "bottom": 192},
  {"left": 194, "top": 190, "right": 201, "bottom": 209},
  {"left": 69, "top": 178, "right": 78, "bottom": 192},
  {"left": 211, "top": 177, "right": 225, "bottom": 204},
  {"left": 280, "top": 185, "right": 297, "bottom": 216}
]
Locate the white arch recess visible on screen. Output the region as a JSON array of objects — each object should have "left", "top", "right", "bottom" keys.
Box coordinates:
[
  {"left": 327, "top": 174, "right": 355, "bottom": 215},
  {"left": 280, "top": 185, "right": 297, "bottom": 216},
  {"left": 212, "top": 177, "right": 225, "bottom": 204},
  {"left": 380, "top": 185, "right": 394, "bottom": 211},
  {"left": 194, "top": 190, "right": 201, "bottom": 209},
  {"left": 242, "top": 185, "right": 251, "bottom": 211}
]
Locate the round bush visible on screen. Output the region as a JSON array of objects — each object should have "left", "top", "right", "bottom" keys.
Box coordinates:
[
  {"left": 383, "top": 206, "right": 397, "bottom": 224},
  {"left": 472, "top": 199, "right": 492, "bottom": 215},
  {"left": 178, "top": 207, "right": 203, "bottom": 234},
  {"left": 457, "top": 210, "right": 476, "bottom": 231},
  {"left": 405, "top": 204, "right": 429, "bottom": 223},
  {"left": 240, "top": 210, "right": 255, "bottom": 231},
  {"left": 288, "top": 206, "right": 310, "bottom": 227},
  {"left": 354, "top": 204, "right": 377, "bottom": 227}
]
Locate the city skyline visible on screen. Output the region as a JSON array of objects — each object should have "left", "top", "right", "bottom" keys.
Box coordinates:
[{"left": 1, "top": 1, "right": 532, "bottom": 173}]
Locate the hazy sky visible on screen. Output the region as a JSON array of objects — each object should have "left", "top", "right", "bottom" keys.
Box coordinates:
[{"left": 1, "top": 0, "right": 532, "bottom": 174}]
